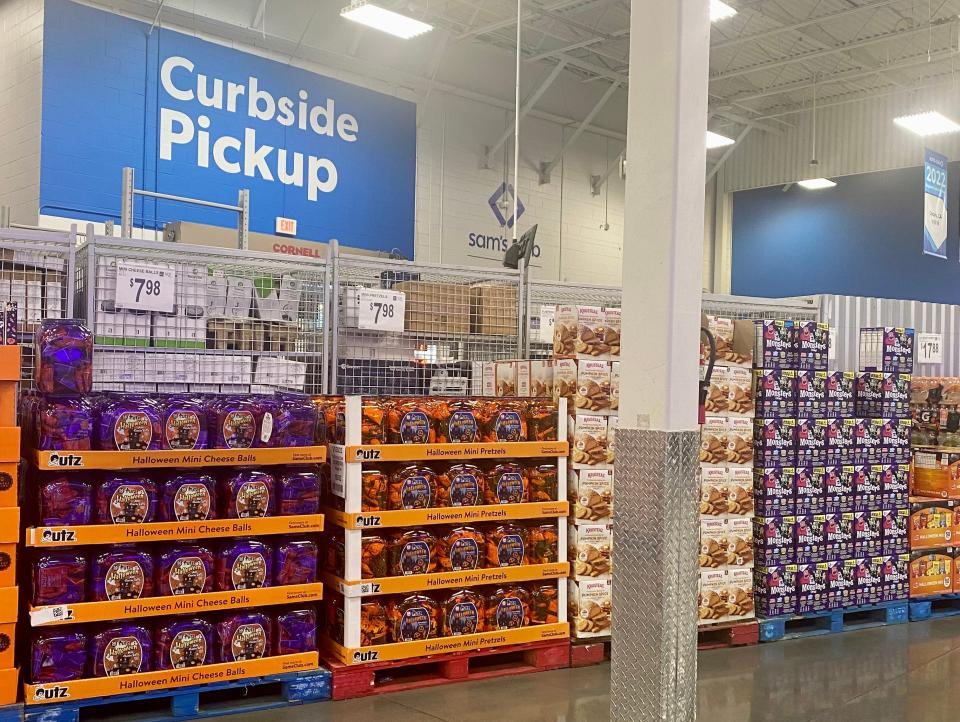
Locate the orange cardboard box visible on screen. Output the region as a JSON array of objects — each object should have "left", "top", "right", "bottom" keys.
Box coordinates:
[
  {"left": 0, "top": 545, "right": 15, "bottom": 587},
  {"left": 910, "top": 501, "right": 956, "bottom": 549},
  {"left": 0, "top": 347, "right": 20, "bottom": 382},
  {"left": 0, "top": 463, "right": 16, "bottom": 508},
  {"left": 0, "top": 622, "right": 14, "bottom": 668},
  {"left": 0, "top": 666, "right": 17, "bottom": 705},
  {"left": 0, "top": 587, "right": 17, "bottom": 623},
  {"left": 912, "top": 451, "right": 960, "bottom": 499},
  {"left": 0, "top": 507, "right": 18, "bottom": 543},
  {"left": 0, "top": 385, "right": 14, "bottom": 426},
  {"left": 0, "top": 428, "right": 19, "bottom": 463},
  {"left": 910, "top": 549, "right": 955, "bottom": 597}
]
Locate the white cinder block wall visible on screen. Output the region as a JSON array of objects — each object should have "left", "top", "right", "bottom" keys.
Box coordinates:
[{"left": 0, "top": 0, "right": 43, "bottom": 223}]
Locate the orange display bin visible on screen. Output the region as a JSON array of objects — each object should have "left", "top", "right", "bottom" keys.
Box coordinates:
[
  {"left": 910, "top": 549, "right": 955, "bottom": 597},
  {"left": 0, "top": 622, "right": 13, "bottom": 669},
  {"left": 0, "top": 667, "right": 17, "bottom": 705},
  {"left": 912, "top": 450, "right": 960, "bottom": 499},
  {"left": 0, "top": 463, "right": 16, "bottom": 508},
  {"left": 0, "top": 429, "right": 19, "bottom": 464}
]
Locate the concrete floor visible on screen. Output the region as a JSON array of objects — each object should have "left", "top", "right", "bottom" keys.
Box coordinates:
[{"left": 224, "top": 619, "right": 960, "bottom": 721}]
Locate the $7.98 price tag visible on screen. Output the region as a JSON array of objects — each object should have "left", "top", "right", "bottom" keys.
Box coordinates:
[
  {"left": 358, "top": 288, "right": 405, "bottom": 332},
  {"left": 918, "top": 332, "right": 943, "bottom": 365},
  {"left": 114, "top": 260, "right": 176, "bottom": 313}
]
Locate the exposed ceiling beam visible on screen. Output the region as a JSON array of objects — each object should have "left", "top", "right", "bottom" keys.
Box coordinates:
[
  {"left": 250, "top": 0, "right": 266, "bottom": 29},
  {"left": 540, "top": 80, "right": 621, "bottom": 183},
  {"left": 456, "top": 0, "right": 604, "bottom": 40},
  {"left": 707, "top": 124, "right": 753, "bottom": 183},
  {"left": 526, "top": 27, "right": 629, "bottom": 63}
]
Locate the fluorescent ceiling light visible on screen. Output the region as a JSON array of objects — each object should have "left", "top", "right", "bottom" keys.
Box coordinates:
[
  {"left": 893, "top": 111, "right": 960, "bottom": 136},
  {"left": 711, "top": 0, "right": 738, "bottom": 22},
  {"left": 340, "top": 2, "right": 433, "bottom": 39},
  {"left": 798, "top": 178, "right": 837, "bottom": 190},
  {"left": 706, "top": 130, "right": 736, "bottom": 149}
]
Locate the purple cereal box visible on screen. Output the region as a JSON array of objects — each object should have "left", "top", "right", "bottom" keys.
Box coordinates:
[
  {"left": 854, "top": 557, "right": 884, "bottom": 606},
  {"left": 826, "top": 558, "right": 857, "bottom": 609},
  {"left": 753, "top": 369, "right": 796, "bottom": 418},
  {"left": 754, "top": 564, "right": 796, "bottom": 617},
  {"left": 274, "top": 608, "right": 318, "bottom": 655},
  {"left": 753, "top": 515, "right": 795, "bottom": 565},
  {"left": 854, "top": 418, "right": 883, "bottom": 465},
  {"left": 853, "top": 511, "right": 883, "bottom": 557},
  {"left": 825, "top": 372, "right": 855, "bottom": 417},
  {"left": 96, "top": 396, "right": 163, "bottom": 451},
  {"left": 882, "top": 508, "right": 909, "bottom": 555},
  {"left": 754, "top": 418, "right": 796, "bottom": 467},
  {"left": 823, "top": 512, "right": 854, "bottom": 560},
  {"left": 795, "top": 371, "right": 827, "bottom": 418},
  {"left": 825, "top": 418, "right": 856, "bottom": 466},
  {"left": 882, "top": 418, "right": 912, "bottom": 465},
  {"left": 753, "top": 467, "right": 795, "bottom": 515},
  {"left": 34, "top": 319, "right": 93, "bottom": 395},
  {"left": 794, "top": 562, "right": 829, "bottom": 613},
  {"left": 855, "top": 373, "right": 884, "bottom": 418},
  {"left": 91, "top": 547, "right": 154, "bottom": 601},
  {"left": 160, "top": 475, "right": 217, "bottom": 522},
  {"left": 95, "top": 475, "right": 158, "bottom": 524},
  {"left": 160, "top": 396, "right": 208, "bottom": 450},
  {"left": 158, "top": 545, "right": 215, "bottom": 595},
  {"left": 794, "top": 322, "right": 830, "bottom": 372},
  {"left": 851, "top": 465, "right": 882, "bottom": 512},
  {"left": 218, "top": 612, "right": 271, "bottom": 662},
  {"left": 825, "top": 467, "right": 853, "bottom": 514},
  {"left": 277, "top": 469, "right": 321, "bottom": 516},
  {"left": 797, "top": 466, "right": 826, "bottom": 515},
  {"left": 33, "top": 551, "right": 88, "bottom": 605},
  {"left": 219, "top": 470, "right": 276, "bottom": 519},
  {"left": 878, "top": 464, "right": 909, "bottom": 508},
  {"left": 207, "top": 397, "right": 261, "bottom": 449},
  {"left": 273, "top": 538, "right": 318, "bottom": 586},
  {"left": 755, "top": 320, "right": 795, "bottom": 369},
  {"left": 155, "top": 618, "right": 215, "bottom": 669},
  {"left": 881, "top": 553, "right": 909, "bottom": 602},
  {"left": 884, "top": 374, "right": 911, "bottom": 418},
  {"left": 795, "top": 417, "right": 826, "bottom": 466},
  {"left": 859, "top": 327, "right": 914, "bottom": 373},
  {"left": 39, "top": 477, "right": 93, "bottom": 525},
  {"left": 30, "top": 630, "right": 88, "bottom": 683},
  {"left": 217, "top": 540, "right": 272, "bottom": 591},
  {"left": 36, "top": 397, "right": 93, "bottom": 451},
  {"left": 90, "top": 624, "right": 152, "bottom": 677},
  {"left": 794, "top": 513, "right": 826, "bottom": 564}
]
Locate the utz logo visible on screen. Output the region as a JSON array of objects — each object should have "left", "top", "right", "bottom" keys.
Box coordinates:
[
  {"left": 34, "top": 686, "right": 69, "bottom": 700},
  {"left": 41, "top": 529, "right": 77, "bottom": 543},
  {"left": 353, "top": 650, "right": 379, "bottom": 662},
  {"left": 48, "top": 453, "right": 83, "bottom": 467}
]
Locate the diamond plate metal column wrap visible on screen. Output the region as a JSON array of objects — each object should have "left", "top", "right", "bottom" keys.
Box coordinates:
[{"left": 611, "top": 428, "right": 701, "bottom": 722}]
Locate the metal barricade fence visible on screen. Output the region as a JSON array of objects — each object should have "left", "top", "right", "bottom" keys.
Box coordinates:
[
  {"left": 526, "top": 280, "right": 622, "bottom": 358},
  {"left": 75, "top": 233, "right": 329, "bottom": 395},
  {"left": 330, "top": 246, "right": 522, "bottom": 395},
  {"left": 0, "top": 226, "right": 78, "bottom": 387},
  {"left": 701, "top": 293, "right": 819, "bottom": 323}
]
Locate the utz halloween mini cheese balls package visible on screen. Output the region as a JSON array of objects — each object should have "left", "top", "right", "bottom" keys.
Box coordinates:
[
  {"left": 218, "top": 612, "right": 271, "bottom": 661},
  {"left": 155, "top": 617, "right": 215, "bottom": 670},
  {"left": 90, "top": 546, "right": 154, "bottom": 601},
  {"left": 38, "top": 476, "right": 93, "bottom": 525},
  {"left": 160, "top": 474, "right": 216, "bottom": 522},
  {"left": 274, "top": 607, "right": 318, "bottom": 655},
  {"left": 157, "top": 544, "right": 215, "bottom": 596},
  {"left": 273, "top": 538, "right": 318, "bottom": 585},
  {"left": 96, "top": 395, "right": 163, "bottom": 451},
  {"left": 95, "top": 474, "right": 158, "bottom": 524},
  {"left": 207, "top": 396, "right": 261, "bottom": 449},
  {"left": 219, "top": 469, "right": 276, "bottom": 518},
  {"left": 159, "top": 395, "right": 207, "bottom": 450},
  {"left": 90, "top": 624, "right": 153, "bottom": 677},
  {"left": 217, "top": 539, "right": 272, "bottom": 591},
  {"left": 34, "top": 319, "right": 93, "bottom": 395},
  {"left": 277, "top": 468, "right": 320, "bottom": 515},
  {"left": 33, "top": 550, "right": 88, "bottom": 605},
  {"left": 31, "top": 629, "right": 88, "bottom": 683}
]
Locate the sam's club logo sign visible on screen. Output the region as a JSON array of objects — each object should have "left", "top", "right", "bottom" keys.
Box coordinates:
[{"left": 467, "top": 183, "right": 541, "bottom": 261}]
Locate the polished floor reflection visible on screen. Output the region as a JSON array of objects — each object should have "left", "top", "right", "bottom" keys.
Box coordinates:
[{"left": 219, "top": 619, "right": 960, "bottom": 721}]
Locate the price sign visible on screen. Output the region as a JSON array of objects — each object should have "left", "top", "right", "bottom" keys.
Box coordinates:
[
  {"left": 358, "top": 288, "right": 405, "bottom": 332},
  {"left": 918, "top": 332, "right": 944, "bottom": 364},
  {"left": 828, "top": 326, "right": 836, "bottom": 361},
  {"left": 115, "top": 260, "right": 175, "bottom": 313},
  {"left": 538, "top": 305, "right": 556, "bottom": 344}
]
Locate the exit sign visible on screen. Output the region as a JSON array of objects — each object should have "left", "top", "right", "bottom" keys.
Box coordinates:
[{"left": 275, "top": 217, "right": 298, "bottom": 236}]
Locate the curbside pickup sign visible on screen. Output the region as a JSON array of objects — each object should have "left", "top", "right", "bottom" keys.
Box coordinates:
[{"left": 40, "top": 0, "right": 416, "bottom": 257}]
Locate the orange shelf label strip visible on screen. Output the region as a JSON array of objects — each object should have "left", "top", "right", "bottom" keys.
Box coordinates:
[
  {"left": 24, "top": 652, "right": 319, "bottom": 704},
  {"left": 31, "top": 446, "right": 327, "bottom": 471},
  {"left": 27, "top": 514, "right": 324, "bottom": 547},
  {"left": 30, "top": 583, "right": 323, "bottom": 626},
  {"left": 342, "top": 441, "right": 568, "bottom": 463},
  {"left": 324, "top": 502, "right": 569, "bottom": 530},
  {"left": 321, "top": 623, "right": 569, "bottom": 665}
]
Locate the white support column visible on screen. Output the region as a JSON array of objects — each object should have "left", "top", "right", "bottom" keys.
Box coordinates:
[{"left": 611, "top": 1, "right": 711, "bottom": 721}]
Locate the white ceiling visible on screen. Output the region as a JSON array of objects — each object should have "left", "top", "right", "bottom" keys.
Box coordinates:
[{"left": 85, "top": 0, "right": 960, "bottom": 168}]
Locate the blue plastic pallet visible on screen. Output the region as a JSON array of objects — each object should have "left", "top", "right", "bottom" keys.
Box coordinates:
[
  {"left": 759, "top": 600, "right": 908, "bottom": 643},
  {"left": 909, "top": 594, "right": 960, "bottom": 622},
  {"left": 23, "top": 668, "right": 331, "bottom": 722},
  {"left": 0, "top": 705, "right": 23, "bottom": 722}
]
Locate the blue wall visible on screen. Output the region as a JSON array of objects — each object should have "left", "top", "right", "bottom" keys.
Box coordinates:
[
  {"left": 731, "top": 162, "right": 960, "bottom": 304},
  {"left": 41, "top": 0, "right": 417, "bottom": 257}
]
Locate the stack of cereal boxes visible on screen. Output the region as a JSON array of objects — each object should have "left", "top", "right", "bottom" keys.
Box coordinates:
[
  {"left": 0, "top": 345, "right": 19, "bottom": 704},
  {"left": 698, "top": 316, "right": 757, "bottom": 626},
  {"left": 753, "top": 323, "right": 911, "bottom": 618},
  {"left": 553, "top": 304, "right": 619, "bottom": 639}
]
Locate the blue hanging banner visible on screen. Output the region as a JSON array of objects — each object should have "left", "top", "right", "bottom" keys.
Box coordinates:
[{"left": 923, "top": 147, "right": 948, "bottom": 258}]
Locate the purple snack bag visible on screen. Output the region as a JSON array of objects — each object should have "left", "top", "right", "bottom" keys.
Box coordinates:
[
  {"left": 90, "top": 624, "right": 152, "bottom": 677},
  {"left": 31, "top": 630, "right": 88, "bottom": 683},
  {"left": 95, "top": 474, "right": 158, "bottom": 524},
  {"left": 91, "top": 546, "right": 154, "bottom": 601},
  {"left": 39, "top": 476, "right": 93, "bottom": 525},
  {"left": 273, "top": 538, "right": 318, "bottom": 586},
  {"left": 207, "top": 397, "right": 261, "bottom": 449},
  {"left": 274, "top": 608, "right": 317, "bottom": 655},
  {"left": 160, "top": 474, "right": 217, "bottom": 522},
  {"left": 96, "top": 396, "right": 163, "bottom": 451},
  {"left": 160, "top": 396, "right": 208, "bottom": 450},
  {"left": 263, "top": 394, "right": 317, "bottom": 448},
  {"left": 34, "top": 319, "right": 93, "bottom": 395},
  {"left": 36, "top": 397, "right": 93, "bottom": 451},
  {"left": 217, "top": 539, "right": 272, "bottom": 591},
  {"left": 277, "top": 469, "right": 320, "bottom": 516},
  {"left": 33, "top": 551, "right": 88, "bottom": 605},
  {"left": 219, "top": 470, "right": 275, "bottom": 518},
  {"left": 157, "top": 544, "right": 215, "bottom": 596},
  {"left": 218, "top": 612, "right": 272, "bottom": 662},
  {"left": 155, "top": 617, "right": 215, "bottom": 669}
]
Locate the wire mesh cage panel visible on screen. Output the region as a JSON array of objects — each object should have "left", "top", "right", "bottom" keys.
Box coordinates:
[
  {"left": 701, "top": 293, "right": 819, "bottom": 322},
  {"left": 0, "top": 227, "right": 77, "bottom": 387},
  {"left": 76, "top": 236, "right": 328, "bottom": 395},
  {"left": 526, "top": 281, "right": 622, "bottom": 358},
  {"left": 331, "top": 253, "right": 522, "bottom": 395}
]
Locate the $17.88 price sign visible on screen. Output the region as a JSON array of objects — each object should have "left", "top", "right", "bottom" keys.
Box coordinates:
[
  {"left": 918, "top": 332, "right": 944, "bottom": 365},
  {"left": 358, "top": 288, "right": 406, "bottom": 332},
  {"left": 114, "top": 260, "right": 176, "bottom": 313}
]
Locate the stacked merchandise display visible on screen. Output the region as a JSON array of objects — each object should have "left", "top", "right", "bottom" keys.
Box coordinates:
[
  {"left": 0, "top": 344, "right": 21, "bottom": 706},
  {"left": 752, "top": 324, "right": 911, "bottom": 620},
  {"left": 552, "top": 305, "right": 619, "bottom": 641},
  {"left": 318, "top": 396, "right": 570, "bottom": 663},
  {"left": 697, "top": 316, "right": 756, "bottom": 628},
  {"left": 20, "top": 320, "right": 326, "bottom": 703}
]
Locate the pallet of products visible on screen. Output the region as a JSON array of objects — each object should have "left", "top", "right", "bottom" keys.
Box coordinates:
[
  {"left": 317, "top": 395, "right": 570, "bottom": 677},
  {"left": 0, "top": 343, "right": 21, "bottom": 708},
  {"left": 20, "top": 320, "right": 328, "bottom": 706},
  {"left": 751, "top": 324, "right": 912, "bottom": 642}
]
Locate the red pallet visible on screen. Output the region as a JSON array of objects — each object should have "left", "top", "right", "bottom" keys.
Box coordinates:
[
  {"left": 570, "top": 638, "right": 611, "bottom": 668},
  {"left": 697, "top": 620, "right": 759, "bottom": 651},
  {"left": 325, "top": 639, "right": 569, "bottom": 701}
]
